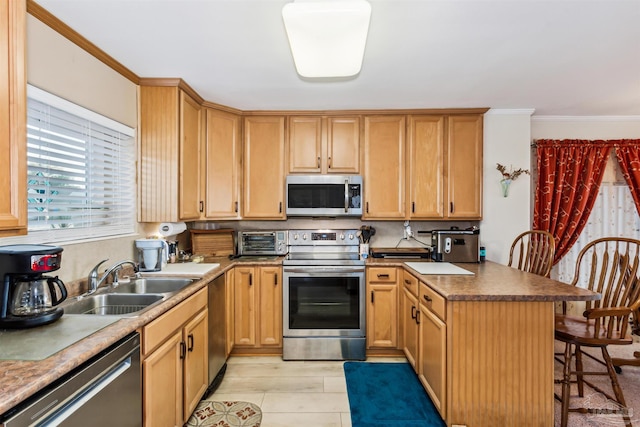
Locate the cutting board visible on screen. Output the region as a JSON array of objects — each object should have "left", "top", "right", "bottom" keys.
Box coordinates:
[
  {"left": 405, "top": 262, "right": 474, "bottom": 275},
  {"left": 142, "top": 262, "right": 220, "bottom": 277}
]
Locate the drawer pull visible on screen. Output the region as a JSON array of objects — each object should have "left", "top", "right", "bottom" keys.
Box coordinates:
[
  {"left": 188, "top": 334, "right": 194, "bottom": 351},
  {"left": 423, "top": 295, "right": 432, "bottom": 302},
  {"left": 249, "top": 273, "right": 253, "bottom": 286},
  {"left": 371, "top": 291, "right": 374, "bottom": 303},
  {"left": 415, "top": 310, "right": 421, "bottom": 324},
  {"left": 404, "top": 279, "right": 411, "bottom": 285},
  {"left": 377, "top": 274, "right": 390, "bottom": 279},
  {"left": 411, "top": 305, "right": 416, "bottom": 319},
  {"left": 275, "top": 273, "right": 278, "bottom": 285}
]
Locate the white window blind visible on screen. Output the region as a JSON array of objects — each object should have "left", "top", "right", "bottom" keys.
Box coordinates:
[{"left": 22, "top": 85, "right": 136, "bottom": 243}]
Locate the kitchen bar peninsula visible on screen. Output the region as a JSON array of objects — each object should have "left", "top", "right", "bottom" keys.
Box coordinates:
[{"left": 397, "top": 260, "right": 599, "bottom": 427}]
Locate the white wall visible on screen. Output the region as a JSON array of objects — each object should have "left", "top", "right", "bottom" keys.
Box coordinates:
[
  {"left": 0, "top": 16, "right": 142, "bottom": 284},
  {"left": 531, "top": 116, "right": 640, "bottom": 140},
  {"left": 480, "top": 110, "right": 535, "bottom": 265}
]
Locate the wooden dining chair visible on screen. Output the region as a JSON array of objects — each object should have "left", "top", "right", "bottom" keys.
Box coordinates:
[
  {"left": 554, "top": 237, "right": 640, "bottom": 427},
  {"left": 507, "top": 230, "right": 556, "bottom": 277}
]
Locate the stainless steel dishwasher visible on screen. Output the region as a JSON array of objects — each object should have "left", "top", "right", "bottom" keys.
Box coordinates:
[
  {"left": 1, "top": 333, "right": 141, "bottom": 427},
  {"left": 206, "top": 274, "right": 227, "bottom": 395}
]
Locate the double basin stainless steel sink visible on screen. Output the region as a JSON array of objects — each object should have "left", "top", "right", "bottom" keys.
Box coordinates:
[{"left": 61, "top": 277, "right": 196, "bottom": 317}]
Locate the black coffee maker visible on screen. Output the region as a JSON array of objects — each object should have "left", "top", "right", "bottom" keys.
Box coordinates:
[{"left": 0, "top": 244, "right": 67, "bottom": 328}]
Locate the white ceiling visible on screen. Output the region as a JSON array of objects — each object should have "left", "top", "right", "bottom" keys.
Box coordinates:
[{"left": 36, "top": 0, "right": 640, "bottom": 116}]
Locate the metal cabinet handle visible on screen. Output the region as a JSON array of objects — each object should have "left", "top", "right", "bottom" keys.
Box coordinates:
[
  {"left": 235, "top": 201, "right": 238, "bottom": 213},
  {"left": 415, "top": 310, "right": 421, "bottom": 324},
  {"left": 377, "top": 274, "right": 390, "bottom": 279},
  {"left": 199, "top": 201, "right": 204, "bottom": 212},
  {"left": 328, "top": 156, "right": 332, "bottom": 168},
  {"left": 188, "top": 334, "right": 194, "bottom": 351},
  {"left": 180, "top": 341, "right": 186, "bottom": 359},
  {"left": 274, "top": 273, "right": 278, "bottom": 285},
  {"left": 366, "top": 202, "right": 369, "bottom": 213},
  {"left": 423, "top": 295, "right": 432, "bottom": 302},
  {"left": 371, "top": 290, "right": 374, "bottom": 303},
  {"left": 412, "top": 202, "right": 415, "bottom": 213},
  {"left": 411, "top": 305, "right": 416, "bottom": 319},
  {"left": 279, "top": 202, "right": 282, "bottom": 213},
  {"left": 404, "top": 279, "right": 411, "bottom": 285},
  {"left": 450, "top": 202, "right": 454, "bottom": 213},
  {"left": 249, "top": 273, "right": 253, "bottom": 286},
  {"left": 317, "top": 157, "right": 321, "bottom": 168}
]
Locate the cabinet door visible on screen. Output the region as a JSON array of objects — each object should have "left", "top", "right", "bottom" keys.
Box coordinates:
[
  {"left": 259, "top": 266, "right": 282, "bottom": 347},
  {"left": 225, "top": 269, "right": 235, "bottom": 357},
  {"left": 418, "top": 303, "right": 447, "bottom": 417},
  {"left": 366, "top": 283, "right": 398, "bottom": 348},
  {"left": 203, "top": 108, "right": 241, "bottom": 219},
  {"left": 327, "top": 116, "right": 360, "bottom": 174},
  {"left": 446, "top": 115, "right": 483, "bottom": 219},
  {"left": 143, "top": 331, "right": 183, "bottom": 427},
  {"left": 183, "top": 309, "right": 208, "bottom": 422},
  {"left": 0, "top": 0, "right": 26, "bottom": 237},
  {"left": 179, "top": 91, "right": 202, "bottom": 220},
  {"left": 407, "top": 116, "right": 445, "bottom": 219},
  {"left": 363, "top": 116, "right": 406, "bottom": 219},
  {"left": 234, "top": 267, "right": 257, "bottom": 346},
  {"left": 288, "top": 116, "right": 322, "bottom": 173},
  {"left": 402, "top": 288, "right": 419, "bottom": 368},
  {"left": 243, "top": 116, "right": 286, "bottom": 219}
]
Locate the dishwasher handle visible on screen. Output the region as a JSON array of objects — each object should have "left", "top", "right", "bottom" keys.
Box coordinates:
[{"left": 45, "top": 357, "right": 132, "bottom": 427}]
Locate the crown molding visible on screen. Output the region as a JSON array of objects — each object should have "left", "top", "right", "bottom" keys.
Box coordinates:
[
  {"left": 486, "top": 108, "right": 535, "bottom": 116},
  {"left": 531, "top": 115, "right": 640, "bottom": 122}
]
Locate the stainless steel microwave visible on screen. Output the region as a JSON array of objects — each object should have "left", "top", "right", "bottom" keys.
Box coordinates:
[{"left": 286, "top": 175, "right": 363, "bottom": 217}]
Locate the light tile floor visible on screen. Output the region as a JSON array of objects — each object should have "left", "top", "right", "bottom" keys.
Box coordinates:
[{"left": 206, "top": 355, "right": 407, "bottom": 427}]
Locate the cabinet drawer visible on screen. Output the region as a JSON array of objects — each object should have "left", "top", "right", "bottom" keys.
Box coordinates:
[
  {"left": 367, "top": 267, "right": 397, "bottom": 283},
  {"left": 419, "top": 282, "right": 446, "bottom": 322},
  {"left": 402, "top": 270, "right": 419, "bottom": 297},
  {"left": 143, "top": 287, "right": 207, "bottom": 356}
]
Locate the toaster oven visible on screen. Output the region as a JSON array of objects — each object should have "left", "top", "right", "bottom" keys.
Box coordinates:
[
  {"left": 237, "top": 230, "right": 288, "bottom": 256},
  {"left": 431, "top": 228, "right": 480, "bottom": 263}
]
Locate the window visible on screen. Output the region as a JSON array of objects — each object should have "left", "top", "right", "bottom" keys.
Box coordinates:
[{"left": 14, "top": 85, "right": 136, "bottom": 244}]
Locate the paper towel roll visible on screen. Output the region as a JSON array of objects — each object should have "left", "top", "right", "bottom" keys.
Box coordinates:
[{"left": 158, "top": 222, "right": 187, "bottom": 237}]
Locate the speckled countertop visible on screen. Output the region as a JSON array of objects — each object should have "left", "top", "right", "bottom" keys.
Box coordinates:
[
  {"left": 0, "top": 256, "right": 597, "bottom": 416},
  {"left": 377, "top": 259, "right": 600, "bottom": 302}
]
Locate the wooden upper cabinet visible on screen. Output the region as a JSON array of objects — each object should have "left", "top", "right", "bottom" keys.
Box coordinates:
[
  {"left": 0, "top": 0, "right": 27, "bottom": 237},
  {"left": 138, "top": 85, "right": 201, "bottom": 222},
  {"left": 243, "top": 116, "right": 286, "bottom": 219},
  {"left": 446, "top": 115, "right": 483, "bottom": 219},
  {"left": 287, "top": 116, "right": 360, "bottom": 174},
  {"left": 203, "top": 108, "right": 241, "bottom": 219},
  {"left": 407, "top": 116, "right": 445, "bottom": 219},
  {"left": 362, "top": 116, "right": 406, "bottom": 219},
  {"left": 178, "top": 91, "right": 202, "bottom": 220}
]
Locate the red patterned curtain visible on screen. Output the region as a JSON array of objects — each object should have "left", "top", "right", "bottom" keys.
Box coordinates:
[
  {"left": 615, "top": 140, "right": 640, "bottom": 216},
  {"left": 532, "top": 139, "right": 611, "bottom": 264}
]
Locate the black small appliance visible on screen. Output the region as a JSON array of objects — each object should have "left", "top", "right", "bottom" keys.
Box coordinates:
[{"left": 0, "top": 244, "right": 67, "bottom": 328}]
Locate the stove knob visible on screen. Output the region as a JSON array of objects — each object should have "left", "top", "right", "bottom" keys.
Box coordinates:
[
  {"left": 302, "top": 234, "right": 307, "bottom": 240},
  {"left": 293, "top": 233, "right": 299, "bottom": 240},
  {"left": 348, "top": 233, "right": 354, "bottom": 240},
  {"left": 340, "top": 233, "right": 345, "bottom": 240}
]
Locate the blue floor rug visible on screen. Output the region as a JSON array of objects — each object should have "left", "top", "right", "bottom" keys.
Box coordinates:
[{"left": 344, "top": 362, "right": 446, "bottom": 427}]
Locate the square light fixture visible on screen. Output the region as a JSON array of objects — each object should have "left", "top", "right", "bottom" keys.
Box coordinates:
[{"left": 282, "top": 0, "right": 372, "bottom": 78}]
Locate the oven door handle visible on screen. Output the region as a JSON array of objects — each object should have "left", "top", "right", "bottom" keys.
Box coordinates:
[{"left": 283, "top": 267, "right": 365, "bottom": 274}]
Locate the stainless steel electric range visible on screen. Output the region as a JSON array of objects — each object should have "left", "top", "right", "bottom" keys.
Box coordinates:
[{"left": 282, "top": 229, "right": 366, "bottom": 361}]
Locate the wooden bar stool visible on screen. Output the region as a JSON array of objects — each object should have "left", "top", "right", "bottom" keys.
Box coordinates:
[{"left": 554, "top": 237, "right": 640, "bottom": 427}]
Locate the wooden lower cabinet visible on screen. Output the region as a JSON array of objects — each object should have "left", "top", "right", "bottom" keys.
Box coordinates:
[
  {"left": 366, "top": 267, "right": 398, "bottom": 349},
  {"left": 233, "top": 266, "right": 282, "bottom": 349},
  {"left": 403, "top": 275, "right": 555, "bottom": 426},
  {"left": 418, "top": 299, "right": 446, "bottom": 417},
  {"left": 142, "top": 288, "right": 208, "bottom": 427},
  {"left": 401, "top": 286, "right": 419, "bottom": 368}
]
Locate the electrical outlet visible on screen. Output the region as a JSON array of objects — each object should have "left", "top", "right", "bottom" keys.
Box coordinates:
[{"left": 403, "top": 220, "right": 413, "bottom": 239}]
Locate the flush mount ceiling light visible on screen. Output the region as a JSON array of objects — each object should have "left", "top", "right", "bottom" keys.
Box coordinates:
[{"left": 282, "top": 0, "right": 372, "bottom": 78}]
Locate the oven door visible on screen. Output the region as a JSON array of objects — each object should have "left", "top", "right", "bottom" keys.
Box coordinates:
[{"left": 282, "top": 266, "right": 365, "bottom": 337}]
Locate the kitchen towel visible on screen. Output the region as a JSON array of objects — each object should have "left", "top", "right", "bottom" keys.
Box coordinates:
[{"left": 158, "top": 222, "right": 187, "bottom": 237}]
